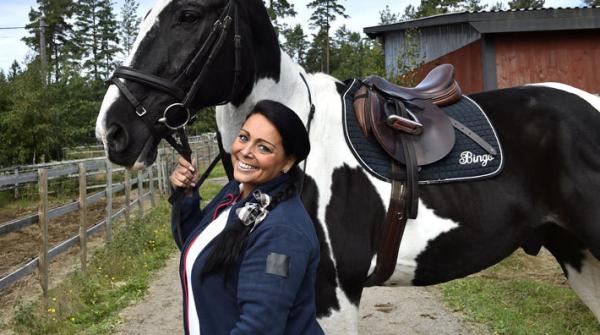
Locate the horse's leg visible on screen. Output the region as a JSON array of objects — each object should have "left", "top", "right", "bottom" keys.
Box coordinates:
[
  {"left": 566, "top": 250, "right": 600, "bottom": 321},
  {"left": 544, "top": 224, "right": 600, "bottom": 322}
]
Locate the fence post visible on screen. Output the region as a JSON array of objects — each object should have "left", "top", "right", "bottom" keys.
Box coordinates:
[
  {"left": 14, "top": 167, "right": 19, "bottom": 199},
  {"left": 156, "top": 149, "right": 165, "bottom": 195},
  {"left": 137, "top": 171, "right": 144, "bottom": 218},
  {"left": 37, "top": 168, "right": 49, "bottom": 310},
  {"left": 78, "top": 163, "right": 87, "bottom": 272},
  {"left": 105, "top": 160, "right": 113, "bottom": 241},
  {"left": 162, "top": 159, "right": 169, "bottom": 196},
  {"left": 149, "top": 166, "right": 156, "bottom": 206},
  {"left": 124, "top": 170, "right": 131, "bottom": 226}
]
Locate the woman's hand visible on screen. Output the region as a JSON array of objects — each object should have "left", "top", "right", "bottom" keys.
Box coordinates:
[{"left": 170, "top": 157, "right": 198, "bottom": 193}]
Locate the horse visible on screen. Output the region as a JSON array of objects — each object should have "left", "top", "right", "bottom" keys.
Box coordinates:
[{"left": 95, "top": 0, "right": 600, "bottom": 333}]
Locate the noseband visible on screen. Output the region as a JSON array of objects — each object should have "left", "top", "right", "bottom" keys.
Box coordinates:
[{"left": 108, "top": 0, "right": 241, "bottom": 160}]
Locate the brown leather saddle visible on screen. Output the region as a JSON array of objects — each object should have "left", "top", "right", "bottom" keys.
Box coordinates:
[
  {"left": 352, "top": 64, "right": 474, "bottom": 287},
  {"left": 353, "top": 64, "right": 461, "bottom": 167}
]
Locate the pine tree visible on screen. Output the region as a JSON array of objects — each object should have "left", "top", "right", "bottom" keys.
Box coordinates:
[
  {"left": 97, "top": 0, "right": 121, "bottom": 77},
  {"left": 307, "top": 0, "right": 349, "bottom": 73},
  {"left": 119, "top": 0, "right": 142, "bottom": 57},
  {"left": 264, "top": 0, "right": 297, "bottom": 37},
  {"left": 305, "top": 29, "right": 328, "bottom": 73},
  {"left": 407, "top": 0, "right": 465, "bottom": 19},
  {"left": 379, "top": 5, "right": 401, "bottom": 25},
  {"left": 72, "top": 0, "right": 121, "bottom": 82},
  {"left": 281, "top": 24, "right": 309, "bottom": 65},
  {"left": 22, "top": 0, "right": 75, "bottom": 83},
  {"left": 330, "top": 25, "right": 385, "bottom": 80},
  {"left": 462, "top": 0, "right": 487, "bottom": 12}
]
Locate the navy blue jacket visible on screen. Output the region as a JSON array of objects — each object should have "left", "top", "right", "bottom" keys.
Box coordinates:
[{"left": 172, "top": 174, "right": 323, "bottom": 335}]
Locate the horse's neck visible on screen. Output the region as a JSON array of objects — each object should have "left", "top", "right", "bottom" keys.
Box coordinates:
[{"left": 217, "top": 50, "right": 314, "bottom": 150}]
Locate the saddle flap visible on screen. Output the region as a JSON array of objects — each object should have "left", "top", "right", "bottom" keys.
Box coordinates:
[
  {"left": 369, "top": 95, "right": 456, "bottom": 166},
  {"left": 353, "top": 85, "right": 374, "bottom": 136}
]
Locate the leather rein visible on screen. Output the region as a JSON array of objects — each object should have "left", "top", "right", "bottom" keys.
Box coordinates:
[{"left": 108, "top": 0, "right": 241, "bottom": 165}]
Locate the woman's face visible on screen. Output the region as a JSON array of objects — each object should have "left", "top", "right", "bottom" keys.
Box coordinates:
[{"left": 231, "top": 113, "right": 295, "bottom": 197}]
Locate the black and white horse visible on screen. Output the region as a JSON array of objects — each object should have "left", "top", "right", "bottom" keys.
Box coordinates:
[{"left": 95, "top": 0, "right": 600, "bottom": 332}]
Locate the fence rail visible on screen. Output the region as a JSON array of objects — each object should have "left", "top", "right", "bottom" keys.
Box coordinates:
[{"left": 0, "top": 137, "right": 218, "bottom": 302}]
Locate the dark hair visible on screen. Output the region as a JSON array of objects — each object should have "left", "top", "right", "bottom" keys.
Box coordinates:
[
  {"left": 248, "top": 100, "right": 310, "bottom": 167},
  {"left": 202, "top": 100, "right": 310, "bottom": 282}
]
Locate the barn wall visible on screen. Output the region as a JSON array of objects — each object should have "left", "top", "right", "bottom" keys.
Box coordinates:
[
  {"left": 416, "top": 40, "right": 484, "bottom": 95},
  {"left": 494, "top": 30, "right": 600, "bottom": 93}
]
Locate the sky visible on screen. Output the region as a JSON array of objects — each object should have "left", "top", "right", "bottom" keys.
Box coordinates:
[{"left": 0, "top": 0, "right": 584, "bottom": 73}]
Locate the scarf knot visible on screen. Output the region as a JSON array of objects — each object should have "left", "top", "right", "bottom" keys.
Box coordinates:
[{"left": 235, "top": 190, "right": 272, "bottom": 233}]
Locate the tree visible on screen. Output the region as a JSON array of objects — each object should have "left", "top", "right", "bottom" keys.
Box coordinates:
[
  {"left": 22, "top": 0, "right": 75, "bottom": 83},
  {"left": 304, "top": 29, "right": 328, "bottom": 73},
  {"left": 330, "top": 25, "right": 385, "bottom": 80},
  {"left": 281, "top": 24, "right": 309, "bottom": 65},
  {"left": 307, "top": 0, "right": 349, "bottom": 73},
  {"left": 119, "top": 0, "right": 142, "bottom": 57},
  {"left": 403, "top": 0, "right": 466, "bottom": 19},
  {"left": 264, "top": 0, "right": 297, "bottom": 37},
  {"left": 584, "top": 0, "right": 599, "bottom": 5},
  {"left": 395, "top": 28, "right": 425, "bottom": 86},
  {"left": 0, "top": 61, "right": 59, "bottom": 165},
  {"left": 72, "top": 0, "right": 121, "bottom": 82},
  {"left": 508, "top": 0, "right": 545, "bottom": 9},
  {"left": 379, "top": 5, "right": 401, "bottom": 25},
  {"left": 462, "top": 0, "right": 488, "bottom": 12},
  {"left": 7, "top": 61, "right": 23, "bottom": 81},
  {"left": 490, "top": 2, "right": 506, "bottom": 10}
]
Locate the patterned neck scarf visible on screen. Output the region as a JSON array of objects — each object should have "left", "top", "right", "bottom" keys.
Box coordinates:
[{"left": 235, "top": 189, "right": 272, "bottom": 234}]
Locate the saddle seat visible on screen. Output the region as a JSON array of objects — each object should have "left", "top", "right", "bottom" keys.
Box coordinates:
[
  {"left": 364, "top": 63, "right": 462, "bottom": 106},
  {"left": 354, "top": 64, "right": 462, "bottom": 167}
]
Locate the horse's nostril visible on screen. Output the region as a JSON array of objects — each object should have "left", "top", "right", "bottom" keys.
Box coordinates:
[{"left": 106, "top": 124, "right": 129, "bottom": 153}]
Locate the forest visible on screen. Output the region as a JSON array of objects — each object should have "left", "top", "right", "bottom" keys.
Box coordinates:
[{"left": 1, "top": 0, "right": 583, "bottom": 168}]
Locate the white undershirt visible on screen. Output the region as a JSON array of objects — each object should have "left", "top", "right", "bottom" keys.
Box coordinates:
[{"left": 184, "top": 207, "right": 231, "bottom": 335}]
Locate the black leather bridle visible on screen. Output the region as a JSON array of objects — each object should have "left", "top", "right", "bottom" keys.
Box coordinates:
[{"left": 108, "top": 0, "right": 241, "bottom": 162}]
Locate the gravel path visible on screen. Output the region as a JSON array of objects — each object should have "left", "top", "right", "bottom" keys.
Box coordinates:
[{"left": 113, "top": 254, "right": 486, "bottom": 335}]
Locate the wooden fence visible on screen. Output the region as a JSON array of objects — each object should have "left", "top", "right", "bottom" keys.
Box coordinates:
[{"left": 0, "top": 136, "right": 218, "bottom": 305}]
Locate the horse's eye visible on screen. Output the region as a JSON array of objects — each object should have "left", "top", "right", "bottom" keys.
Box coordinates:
[{"left": 180, "top": 10, "right": 200, "bottom": 23}]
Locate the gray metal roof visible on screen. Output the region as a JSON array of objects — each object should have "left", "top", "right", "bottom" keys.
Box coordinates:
[{"left": 364, "top": 7, "right": 600, "bottom": 38}]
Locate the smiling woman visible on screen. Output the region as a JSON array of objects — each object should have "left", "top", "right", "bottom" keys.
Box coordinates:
[{"left": 168, "top": 99, "right": 321, "bottom": 335}]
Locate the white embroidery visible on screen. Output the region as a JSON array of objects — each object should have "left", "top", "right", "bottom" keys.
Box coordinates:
[{"left": 459, "top": 151, "right": 494, "bottom": 167}]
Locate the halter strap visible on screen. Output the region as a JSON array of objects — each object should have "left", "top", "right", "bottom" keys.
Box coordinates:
[{"left": 113, "top": 66, "right": 186, "bottom": 100}]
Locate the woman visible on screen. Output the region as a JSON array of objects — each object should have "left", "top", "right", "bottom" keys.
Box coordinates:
[{"left": 170, "top": 100, "right": 323, "bottom": 335}]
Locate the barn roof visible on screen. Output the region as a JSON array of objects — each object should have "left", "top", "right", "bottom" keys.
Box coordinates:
[{"left": 364, "top": 7, "right": 600, "bottom": 38}]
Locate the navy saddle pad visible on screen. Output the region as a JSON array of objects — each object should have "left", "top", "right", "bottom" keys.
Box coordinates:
[{"left": 341, "top": 78, "right": 504, "bottom": 184}]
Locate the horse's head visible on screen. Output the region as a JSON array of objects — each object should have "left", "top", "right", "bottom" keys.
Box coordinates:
[{"left": 96, "top": 0, "right": 279, "bottom": 169}]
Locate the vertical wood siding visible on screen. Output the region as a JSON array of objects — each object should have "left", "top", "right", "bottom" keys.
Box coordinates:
[
  {"left": 495, "top": 30, "right": 600, "bottom": 93},
  {"left": 416, "top": 41, "right": 484, "bottom": 94}
]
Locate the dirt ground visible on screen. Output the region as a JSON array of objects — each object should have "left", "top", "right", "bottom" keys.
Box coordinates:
[{"left": 112, "top": 254, "right": 488, "bottom": 335}]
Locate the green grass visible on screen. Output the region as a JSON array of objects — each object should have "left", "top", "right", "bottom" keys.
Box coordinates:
[
  {"left": 440, "top": 251, "right": 600, "bottom": 335},
  {"left": 7, "top": 200, "right": 176, "bottom": 335}
]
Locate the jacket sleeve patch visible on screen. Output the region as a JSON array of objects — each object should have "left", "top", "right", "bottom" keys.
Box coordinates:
[{"left": 266, "top": 252, "right": 290, "bottom": 278}]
